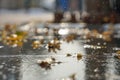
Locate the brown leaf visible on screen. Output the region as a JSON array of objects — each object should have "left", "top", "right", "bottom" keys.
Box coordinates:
[
  {"left": 77, "top": 53, "right": 82, "bottom": 60},
  {"left": 39, "top": 61, "right": 51, "bottom": 70},
  {"left": 117, "top": 51, "right": 120, "bottom": 54},
  {"left": 66, "top": 53, "right": 72, "bottom": 57}
]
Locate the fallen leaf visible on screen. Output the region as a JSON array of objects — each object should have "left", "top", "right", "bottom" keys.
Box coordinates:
[{"left": 77, "top": 53, "right": 82, "bottom": 60}]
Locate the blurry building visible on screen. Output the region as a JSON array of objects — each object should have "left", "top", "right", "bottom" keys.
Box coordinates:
[
  {"left": 0, "top": 0, "right": 119, "bottom": 14},
  {"left": 85, "top": 0, "right": 111, "bottom": 15},
  {"left": 116, "top": 0, "right": 120, "bottom": 13},
  {"left": 0, "top": 0, "right": 42, "bottom": 9},
  {"left": 0, "top": 0, "right": 24, "bottom": 9},
  {"left": 70, "top": 0, "right": 78, "bottom": 11},
  {"left": 109, "top": 0, "right": 120, "bottom": 12}
]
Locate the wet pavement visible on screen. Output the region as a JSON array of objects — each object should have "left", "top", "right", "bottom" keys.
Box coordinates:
[{"left": 0, "top": 38, "right": 120, "bottom": 80}]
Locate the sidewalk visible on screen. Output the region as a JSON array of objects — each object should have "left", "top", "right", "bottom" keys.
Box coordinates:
[{"left": 0, "top": 9, "right": 54, "bottom": 24}]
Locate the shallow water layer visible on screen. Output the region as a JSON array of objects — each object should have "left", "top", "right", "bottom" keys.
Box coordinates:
[{"left": 0, "top": 40, "right": 120, "bottom": 80}]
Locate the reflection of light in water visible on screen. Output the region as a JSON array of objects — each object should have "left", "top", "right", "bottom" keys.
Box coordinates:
[
  {"left": 60, "top": 23, "right": 69, "bottom": 28},
  {"left": 20, "top": 41, "right": 86, "bottom": 80},
  {"left": 84, "top": 44, "right": 107, "bottom": 49},
  {"left": 59, "top": 40, "right": 86, "bottom": 54},
  {"left": 113, "top": 47, "right": 120, "bottom": 50},
  {"left": 32, "top": 36, "right": 44, "bottom": 40},
  {"left": 105, "top": 55, "right": 120, "bottom": 80},
  {"left": 47, "top": 58, "right": 85, "bottom": 80},
  {"left": 0, "top": 46, "right": 4, "bottom": 48},
  {"left": 105, "top": 57, "right": 116, "bottom": 80},
  {"left": 19, "top": 22, "right": 35, "bottom": 31},
  {"left": 58, "top": 29, "right": 69, "bottom": 35}
]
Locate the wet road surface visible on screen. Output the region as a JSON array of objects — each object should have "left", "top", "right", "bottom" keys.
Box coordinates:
[{"left": 0, "top": 39, "right": 120, "bottom": 80}]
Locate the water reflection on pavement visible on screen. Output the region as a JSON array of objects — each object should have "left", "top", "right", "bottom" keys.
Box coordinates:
[{"left": 0, "top": 40, "right": 120, "bottom": 80}]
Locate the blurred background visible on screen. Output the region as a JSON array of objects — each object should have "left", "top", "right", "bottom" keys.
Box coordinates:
[
  {"left": 0, "top": 1, "right": 120, "bottom": 80},
  {"left": 0, "top": 0, "right": 120, "bottom": 12},
  {"left": 0, "top": 0, "right": 120, "bottom": 24}
]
